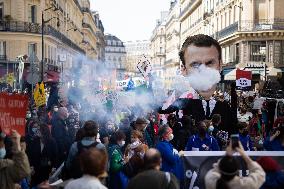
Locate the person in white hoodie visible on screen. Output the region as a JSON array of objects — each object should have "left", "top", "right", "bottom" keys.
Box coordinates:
[{"left": 205, "top": 141, "right": 265, "bottom": 189}]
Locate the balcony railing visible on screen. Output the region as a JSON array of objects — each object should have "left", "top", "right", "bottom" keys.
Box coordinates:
[
  {"left": 82, "top": 22, "right": 96, "bottom": 36},
  {"left": 0, "top": 55, "right": 7, "bottom": 60},
  {"left": 217, "top": 22, "right": 238, "bottom": 39},
  {"left": 180, "top": 0, "right": 197, "bottom": 18},
  {"left": 46, "top": 26, "right": 85, "bottom": 54},
  {"left": 0, "top": 21, "right": 41, "bottom": 33},
  {"left": 216, "top": 19, "right": 284, "bottom": 40},
  {"left": 0, "top": 21, "right": 85, "bottom": 54},
  {"left": 239, "top": 19, "right": 284, "bottom": 31}
]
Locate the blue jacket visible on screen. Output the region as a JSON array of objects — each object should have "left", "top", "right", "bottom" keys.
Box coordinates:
[
  {"left": 156, "top": 140, "right": 183, "bottom": 180},
  {"left": 185, "top": 134, "right": 220, "bottom": 151},
  {"left": 260, "top": 171, "right": 284, "bottom": 189},
  {"left": 264, "top": 137, "right": 284, "bottom": 151},
  {"left": 239, "top": 134, "right": 253, "bottom": 151}
]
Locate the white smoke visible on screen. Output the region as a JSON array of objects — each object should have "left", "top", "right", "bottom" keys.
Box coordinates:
[{"left": 186, "top": 64, "right": 220, "bottom": 92}]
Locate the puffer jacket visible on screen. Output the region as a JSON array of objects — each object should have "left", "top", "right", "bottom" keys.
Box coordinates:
[{"left": 0, "top": 151, "right": 31, "bottom": 189}]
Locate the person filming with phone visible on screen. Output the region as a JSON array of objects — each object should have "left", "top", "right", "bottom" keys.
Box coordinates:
[{"left": 205, "top": 138, "right": 265, "bottom": 189}]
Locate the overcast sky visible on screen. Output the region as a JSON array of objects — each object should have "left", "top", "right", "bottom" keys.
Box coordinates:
[{"left": 90, "top": 0, "right": 170, "bottom": 42}]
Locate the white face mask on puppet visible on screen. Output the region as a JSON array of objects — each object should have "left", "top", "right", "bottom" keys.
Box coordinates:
[{"left": 186, "top": 64, "right": 220, "bottom": 92}]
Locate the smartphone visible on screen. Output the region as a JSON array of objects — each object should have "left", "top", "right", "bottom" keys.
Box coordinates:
[{"left": 231, "top": 134, "right": 239, "bottom": 149}]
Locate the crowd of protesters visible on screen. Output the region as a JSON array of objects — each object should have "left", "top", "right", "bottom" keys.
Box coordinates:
[
  {"left": 0, "top": 88, "right": 283, "bottom": 189},
  {"left": 0, "top": 34, "right": 284, "bottom": 189}
]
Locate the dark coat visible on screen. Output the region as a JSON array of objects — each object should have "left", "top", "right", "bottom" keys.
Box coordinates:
[
  {"left": 51, "top": 115, "right": 72, "bottom": 163},
  {"left": 159, "top": 98, "right": 236, "bottom": 134},
  {"left": 126, "top": 169, "right": 179, "bottom": 189},
  {"left": 26, "top": 137, "right": 58, "bottom": 186}
]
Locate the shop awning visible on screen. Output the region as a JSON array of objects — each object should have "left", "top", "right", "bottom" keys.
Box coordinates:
[
  {"left": 224, "top": 68, "right": 237, "bottom": 80},
  {"left": 44, "top": 71, "right": 60, "bottom": 83}
]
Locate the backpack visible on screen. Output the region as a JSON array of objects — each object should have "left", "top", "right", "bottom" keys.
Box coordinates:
[{"left": 67, "top": 141, "right": 99, "bottom": 179}]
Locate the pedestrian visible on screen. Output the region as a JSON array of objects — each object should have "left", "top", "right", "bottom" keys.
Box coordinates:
[
  {"left": 66, "top": 120, "right": 105, "bottom": 179},
  {"left": 134, "top": 117, "right": 154, "bottom": 147},
  {"left": 65, "top": 148, "right": 108, "bottom": 189},
  {"left": 26, "top": 123, "right": 58, "bottom": 186},
  {"left": 205, "top": 141, "right": 265, "bottom": 189},
  {"left": 100, "top": 119, "right": 117, "bottom": 145},
  {"left": 51, "top": 107, "right": 72, "bottom": 164},
  {"left": 156, "top": 125, "right": 184, "bottom": 181},
  {"left": 18, "top": 137, "right": 30, "bottom": 189},
  {"left": 107, "top": 130, "right": 128, "bottom": 189},
  {"left": 66, "top": 104, "right": 80, "bottom": 141},
  {"left": 119, "top": 118, "right": 131, "bottom": 146},
  {"left": 123, "top": 141, "right": 146, "bottom": 178},
  {"left": 185, "top": 121, "right": 220, "bottom": 151},
  {"left": 126, "top": 148, "right": 179, "bottom": 189},
  {"left": 0, "top": 130, "right": 31, "bottom": 189},
  {"left": 167, "top": 114, "right": 182, "bottom": 149},
  {"left": 238, "top": 122, "right": 253, "bottom": 151},
  {"left": 177, "top": 115, "right": 195, "bottom": 151}
]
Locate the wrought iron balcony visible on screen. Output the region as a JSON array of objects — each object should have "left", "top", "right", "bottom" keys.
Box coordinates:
[
  {"left": 240, "top": 19, "right": 284, "bottom": 31},
  {"left": 46, "top": 26, "right": 85, "bottom": 54},
  {"left": 217, "top": 22, "right": 238, "bottom": 39},
  {"left": 180, "top": 0, "right": 197, "bottom": 19},
  {"left": 216, "top": 19, "right": 284, "bottom": 40},
  {"left": 0, "top": 21, "right": 41, "bottom": 33},
  {"left": 82, "top": 22, "right": 96, "bottom": 36},
  {"left": 0, "top": 21, "right": 85, "bottom": 54}
]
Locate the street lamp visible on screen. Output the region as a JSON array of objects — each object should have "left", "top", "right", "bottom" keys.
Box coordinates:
[{"left": 41, "top": 5, "right": 59, "bottom": 82}]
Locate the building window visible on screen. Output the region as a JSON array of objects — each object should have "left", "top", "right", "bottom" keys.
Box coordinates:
[
  {"left": 28, "top": 43, "right": 37, "bottom": 56},
  {"left": 0, "top": 41, "right": 6, "bottom": 60},
  {"left": 250, "top": 41, "right": 266, "bottom": 62},
  {"left": 236, "top": 43, "right": 239, "bottom": 63},
  {"left": 28, "top": 5, "right": 37, "bottom": 23},
  {"left": 0, "top": 3, "right": 3, "bottom": 21}
]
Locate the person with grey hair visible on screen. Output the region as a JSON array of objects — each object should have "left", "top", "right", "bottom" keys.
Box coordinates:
[{"left": 51, "top": 107, "right": 72, "bottom": 165}]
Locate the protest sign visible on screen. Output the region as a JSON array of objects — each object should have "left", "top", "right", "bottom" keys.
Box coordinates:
[
  {"left": 182, "top": 151, "right": 284, "bottom": 189},
  {"left": 0, "top": 93, "right": 29, "bottom": 135},
  {"left": 137, "top": 55, "right": 152, "bottom": 78},
  {"left": 34, "top": 82, "right": 46, "bottom": 107}
]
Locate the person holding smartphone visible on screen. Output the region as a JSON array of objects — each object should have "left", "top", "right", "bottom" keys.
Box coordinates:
[{"left": 205, "top": 141, "right": 265, "bottom": 189}]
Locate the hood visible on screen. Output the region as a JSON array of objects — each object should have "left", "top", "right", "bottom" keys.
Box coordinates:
[{"left": 0, "top": 159, "right": 13, "bottom": 170}]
